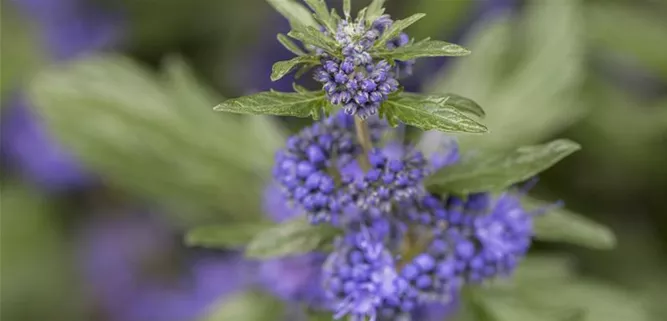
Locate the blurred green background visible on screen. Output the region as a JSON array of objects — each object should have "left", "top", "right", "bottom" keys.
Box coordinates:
[{"left": 1, "top": 0, "right": 666, "bottom": 320}]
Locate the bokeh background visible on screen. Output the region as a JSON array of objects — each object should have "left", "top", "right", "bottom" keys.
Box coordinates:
[{"left": 1, "top": 0, "right": 666, "bottom": 320}]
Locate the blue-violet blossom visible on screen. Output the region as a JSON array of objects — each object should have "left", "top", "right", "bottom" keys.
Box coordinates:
[
  {"left": 313, "top": 15, "right": 413, "bottom": 119},
  {"left": 266, "top": 112, "right": 545, "bottom": 321}
]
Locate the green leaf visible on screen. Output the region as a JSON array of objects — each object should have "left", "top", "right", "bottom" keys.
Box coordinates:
[
  {"left": 375, "top": 13, "right": 426, "bottom": 48},
  {"left": 245, "top": 217, "right": 342, "bottom": 259},
  {"left": 513, "top": 255, "right": 576, "bottom": 281},
  {"left": 480, "top": 256, "right": 651, "bottom": 321},
  {"left": 305, "top": 309, "right": 335, "bottom": 321},
  {"left": 401, "top": 92, "right": 485, "bottom": 118},
  {"left": 426, "top": 1, "right": 586, "bottom": 151},
  {"left": 1, "top": 184, "right": 84, "bottom": 320},
  {"left": 266, "top": 0, "right": 318, "bottom": 29},
  {"left": 525, "top": 197, "right": 617, "bottom": 250},
  {"left": 28, "top": 54, "right": 273, "bottom": 224},
  {"left": 289, "top": 26, "right": 340, "bottom": 55},
  {"left": 271, "top": 56, "right": 319, "bottom": 81},
  {"left": 185, "top": 221, "right": 277, "bottom": 249},
  {"left": 343, "top": 0, "right": 351, "bottom": 17},
  {"left": 288, "top": 26, "right": 340, "bottom": 56},
  {"left": 200, "top": 291, "right": 285, "bottom": 321},
  {"left": 293, "top": 83, "right": 309, "bottom": 93},
  {"left": 162, "top": 55, "right": 223, "bottom": 108},
  {"left": 461, "top": 288, "right": 500, "bottom": 321},
  {"left": 384, "top": 94, "right": 488, "bottom": 133},
  {"left": 244, "top": 115, "right": 290, "bottom": 159},
  {"left": 374, "top": 39, "right": 470, "bottom": 60},
  {"left": 277, "top": 33, "right": 307, "bottom": 56},
  {"left": 215, "top": 90, "right": 326, "bottom": 119},
  {"left": 303, "top": 0, "right": 335, "bottom": 32},
  {"left": 365, "top": 0, "right": 386, "bottom": 25},
  {"left": 295, "top": 63, "right": 318, "bottom": 79},
  {"left": 426, "top": 139, "right": 581, "bottom": 194}
]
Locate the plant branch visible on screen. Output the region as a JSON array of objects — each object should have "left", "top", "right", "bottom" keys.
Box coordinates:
[{"left": 354, "top": 116, "right": 373, "bottom": 171}]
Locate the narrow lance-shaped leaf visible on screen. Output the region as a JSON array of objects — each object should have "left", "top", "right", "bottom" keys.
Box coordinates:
[
  {"left": 277, "top": 33, "right": 307, "bottom": 56},
  {"left": 330, "top": 8, "right": 342, "bottom": 23},
  {"left": 244, "top": 115, "right": 289, "bottom": 159},
  {"left": 185, "top": 221, "right": 277, "bottom": 249},
  {"left": 400, "top": 92, "right": 485, "bottom": 118},
  {"left": 374, "top": 40, "right": 471, "bottom": 60},
  {"left": 266, "top": 0, "right": 318, "bottom": 29},
  {"left": 525, "top": 197, "right": 617, "bottom": 250},
  {"left": 271, "top": 55, "right": 319, "bottom": 81},
  {"left": 245, "top": 217, "right": 342, "bottom": 258},
  {"left": 161, "top": 55, "right": 223, "bottom": 109},
  {"left": 365, "top": 0, "right": 386, "bottom": 25},
  {"left": 288, "top": 27, "right": 340, "bottom": 56},
  {"left": 375, "top": 13, "right": 426, "bottom": 48},
  {"left": 28, "top": 55, "right": 272, "bottom": 224},
  {"left": 214, "top": 91, "right": 326, "bottom": 119},
  {"left": 426, "top": 139, "right": 581, "bottom": 194},
  {"left": 295, "top": 63, "right": 317, "bottom": 79},
  {"left": 293, "top": 83, "right": 309, "bottom": 93},
  {"left": 343, "top": 0, "right": 351, "bottom": 17},
  {"left": 303, "top": 0, "right": 335, "bottom": 32},
  {"left": 384, "top": 93, "right": 488, "bottom": 133}
]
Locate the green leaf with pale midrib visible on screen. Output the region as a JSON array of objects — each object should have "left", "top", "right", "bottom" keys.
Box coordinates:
[
  {"left": 215, "top": 91, "right": 326, "bottom": 118},
  {"left": 185, "top": 221, "right": 277, "bottom": 249},
  {"left": 277, "top": 33, "right": 307, "bottom": 56},
  {"left": 28, "top": 54, "right": 279, "bottom": 224},
  {"left": 288, "top": 27, "right": 340, "bottom": 56},
  {"left": 271, "top": 56, "right": 319, "bottom": 81},
  {"left": 384, "top": 94, "right": 488, "bottom": 133},
  {"left": 266, "top": 0, "right": 317, "bottom": 29},
  {"left": 400, "top": 92, "right": 485, "bottom": 118},
  {"left": 525, "top": 197, "right": 617, "bottom": 250},
  {"left": 365, "top": 0, "right": 386, "bottom": 25},
  {"left": 374, "top": 39, "right": 471, "bottom": 60},
  {"left": 426, "top": 139, "right": 581, "bottom": 194},
  {"left": 343, "top": 0, "right": 351, "bottom": 17},
  {"left": 375, "top": 13, "right": 426, "bottom": 48},
  {"left": 303, "top": 0, "right": 335, "bottom": 32},
  {"left": 245, "top": 217, "right": 342, "bottom": 258}
]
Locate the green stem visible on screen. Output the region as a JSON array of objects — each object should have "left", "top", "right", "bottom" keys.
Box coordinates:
[{"left": 354, "top": 116, "right": 373, "bottom": 171}]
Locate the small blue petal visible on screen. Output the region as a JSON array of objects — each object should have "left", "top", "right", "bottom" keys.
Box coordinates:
[{"left": 413, "top": 253, "right": 436, "bottom": 271}]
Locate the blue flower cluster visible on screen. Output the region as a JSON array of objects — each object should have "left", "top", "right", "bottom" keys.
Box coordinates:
[
  {"left": 313, "top": 15, "right": 413, "bottom": 119},
  {"left": 268, "top": 114, "right": 540, "bottom": 321},
  {"left": 349, "top": 148, "right": 430, "bottom": 214},
  {"left": 322, "top": 228, "right": 408, "bottom": 321},
  {"left": 410, "top": 191, "right": 533, "bottom": 283},
  {"left": 272, "top": 112, "right": 386, "bottom": 224}
]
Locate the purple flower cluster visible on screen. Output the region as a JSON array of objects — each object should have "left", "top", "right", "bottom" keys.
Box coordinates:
[
  {"left": 372, "top": 16, "right": 415, "bottom": 79},
  {"left": 272, "top": 112, "right": 385, "bottom": 224},
  {"left": 323, "top": 229, "right": 407, "bottom": 321},
  {"left": 398, "top": 236, "right": 464, "bottom": 304},
  {"left": 264, "top": 115, "right": 542, "bottom": 321},
  {"left": 315, "top": 59, "right": 399, "bottom": 119},
  {"left": 408, "top": 191, "right": 534, "bottom": 283},
  {"left": 313, "top": 15, "right": 413, "bottom": 119},
  {"left": 347, "top": 148, "right": 430, "bottom": 215}
]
